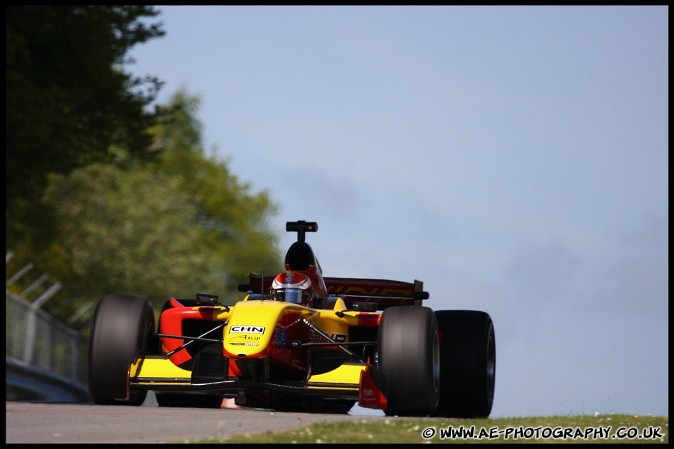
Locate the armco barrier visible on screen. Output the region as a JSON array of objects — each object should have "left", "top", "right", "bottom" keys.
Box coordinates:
[
  {"left": 6, "top": 287, "right": 90, "bottom": 402},
  {"left": 6, "top": 356, "right": 90, "bottom": 403},
  {"left": 6, "top": 290, "right": 87, "bottom": 381}
]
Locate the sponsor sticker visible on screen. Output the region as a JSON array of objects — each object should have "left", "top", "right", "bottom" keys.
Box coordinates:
[
  {"left": 330, "top": 333, "right": 347, "bottom": 342},
  {"left": 229, "top": 334, "right": 260, "bottom": 341},
  {"left": 229, "top": 325, "right": 266, "bottom": 334}
]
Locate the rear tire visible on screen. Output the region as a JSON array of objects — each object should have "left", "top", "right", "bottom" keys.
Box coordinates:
[
  {"left": 434, "top": 310, "right": 495, "bottom": 418},
  {"left": 88, "top": 294, "right": 155, "bottom": 405},
  {"left": 378, "top": 306, "right": 440, "bottom": 416}
]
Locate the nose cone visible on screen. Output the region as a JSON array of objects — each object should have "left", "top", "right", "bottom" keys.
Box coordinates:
[{"left": 223, "top": 300, "right": 287, "bottom": 358}]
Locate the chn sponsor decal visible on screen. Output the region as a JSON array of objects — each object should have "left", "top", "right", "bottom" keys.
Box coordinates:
[{"left": 229, "top": 325, "right": 266, "bottom": 334}]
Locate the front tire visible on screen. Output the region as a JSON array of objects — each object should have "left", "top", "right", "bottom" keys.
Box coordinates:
[
  {"left": 88, "top": 294, "right": 155, "bottom": 405},
  {"left": 434, "top": 310, "right": 495, "bottom": 418},
  {"left": 378, "top": 306, "right": 440, "bottom": 416}
]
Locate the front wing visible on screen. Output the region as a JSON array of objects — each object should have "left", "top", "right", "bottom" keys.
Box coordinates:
[{"left": 129, "top": 355, "right": 369, "bottom": 402}]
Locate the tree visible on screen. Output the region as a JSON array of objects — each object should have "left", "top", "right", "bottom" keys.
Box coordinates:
[
  {"left": 39, "top": 90, "right": 282, "bottom": 324},
  {"left": 151, "top": 90, "right": 282, "bottom": 283},
  {"left": 6, "top": 6, "right": 165, "bottom": 251},
  {"left": 42, "top": 161, "right": 208, "bottom": 304}
]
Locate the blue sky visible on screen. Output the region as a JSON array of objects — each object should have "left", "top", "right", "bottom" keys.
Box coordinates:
[{"left": 129, "top": 6, "right": 668, "bottom": 418}]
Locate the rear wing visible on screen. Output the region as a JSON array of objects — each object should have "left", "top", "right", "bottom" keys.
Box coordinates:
[
  {"left": 324, "top": 277, "right": 429, "bottom": 308},
  {"left": 238, "top": 274, "right": 429, "bottom": 310}
]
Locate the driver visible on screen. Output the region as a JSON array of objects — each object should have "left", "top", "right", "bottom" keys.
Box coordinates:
[{"left": 270, "top": 272, "right": 315, "bottom": 305}]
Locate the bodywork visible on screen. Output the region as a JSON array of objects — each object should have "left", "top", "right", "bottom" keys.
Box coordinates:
[{"left": 128, "top": 222, "right": 427, "bottom": 411}]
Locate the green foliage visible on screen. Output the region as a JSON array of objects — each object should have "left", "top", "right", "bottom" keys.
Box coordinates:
[
  {"left": 37, "top": 91, "right": 282, "bottom": 323},
  {"left": 151, "top": 91, "right": 282, "bottom": 283},
  {"left": 42, "top": 162, "right": 205, "bottom": 305},
  {"left": 6, "top": 6, "right": 164, "bottom": 251}
]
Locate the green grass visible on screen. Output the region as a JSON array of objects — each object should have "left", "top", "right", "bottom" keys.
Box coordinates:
[{"left": 185, "top": 414, "right": 668, "bottom": 444}]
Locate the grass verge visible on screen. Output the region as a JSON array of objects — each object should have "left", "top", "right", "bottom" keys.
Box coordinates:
[{"left": 185, "top": 414, "right": 668, "bottom": 444}]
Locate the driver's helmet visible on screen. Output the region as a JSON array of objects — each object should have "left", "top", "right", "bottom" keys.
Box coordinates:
[{"left": 271, "top": 272, "right": 314, "bottom": 305}]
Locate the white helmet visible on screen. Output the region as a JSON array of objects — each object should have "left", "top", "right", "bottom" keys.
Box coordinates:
[{"left": 271, "top": 272, "right": 314, "bottom": 304}]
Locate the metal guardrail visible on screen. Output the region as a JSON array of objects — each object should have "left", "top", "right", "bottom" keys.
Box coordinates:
[
  {"left": 6, "top": 290, "right": 88, "bottom": 383},
  {"left": 6, "top": 252, "right": 90, "bottom": 401},
  {"left": 6, "top": 356, "right": 90, "bottom": 403}
]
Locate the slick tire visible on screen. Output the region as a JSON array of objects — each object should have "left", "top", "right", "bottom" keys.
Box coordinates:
[
  {"left": 434, "top": 310, "right": 495, "bottom": 418},
  {"left": 88, "top": 294, "right": 155, "bottom": 405},
  {"left": 378, "top": 306, "right": 440, "bottom": 416}
]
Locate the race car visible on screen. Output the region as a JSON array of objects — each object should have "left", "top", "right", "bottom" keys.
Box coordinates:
[{"left": 88, "top": 220, "right": 495, "bottom": 417}]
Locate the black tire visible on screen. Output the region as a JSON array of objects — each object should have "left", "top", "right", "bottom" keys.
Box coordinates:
[
  {"left": 378, "top": 306, "right": 440, "bottom": 416},
  {"left": 156, "top": 393, "right": 223, "bottom": 409},
  {"left": 88, "top": 294, "right": 155, "bottom": 405},
  {"left": 434, "top": 310, "right": 495, "bottom": 418}
]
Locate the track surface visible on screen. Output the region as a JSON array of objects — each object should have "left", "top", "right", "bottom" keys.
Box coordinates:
[{"left": 5, "top": 400, "right": 384, "bottom": 444}]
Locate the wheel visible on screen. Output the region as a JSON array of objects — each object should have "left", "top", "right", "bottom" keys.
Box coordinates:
[
  {"left": 378, "top": 306, "right": 440, "bottom": 416},
  {"left": 88, "top": 294, "right": 155, "bottom": 405},
  {"left": 434, "top": 310, "right": 495, "bottom": 418},
  {"left": 156, "top": 393, "right": 223, "bottom": 408}
]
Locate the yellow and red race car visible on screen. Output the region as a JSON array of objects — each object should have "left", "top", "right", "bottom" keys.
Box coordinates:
[{"left": 88, "top": 221, "right": 495, "bottom": 417}]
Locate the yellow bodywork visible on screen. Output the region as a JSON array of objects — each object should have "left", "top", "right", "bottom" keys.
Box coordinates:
[
  {"left": 219, "top": 300, "right": 310, "bottom": 358},
  {"left": 130, "top": 296, "right": 370, "bottom": 392},
  {"left": 130, "top": 356, "right": 191, "bottom": 385},
  {"left": 130, "top": 355, "right": 364, "bottom": 390},
  {"left": 307, "top": 363, "right": 364, "bottom": 390}
]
